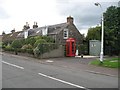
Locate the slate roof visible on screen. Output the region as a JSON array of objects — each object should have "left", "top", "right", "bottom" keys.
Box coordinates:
[
  {"left": 28, "top": 27, "right": 43, "bottom": 36},
  {"left": 47, "top": 23, "right": 68, "bottom": 35},
  {"left": 28, "top": 23, "right": 68, "bottom": 36},
  {"left": 2, "top": 31, "right": 22, "bottom": 42},
  {"left": 2, "top": 22, "right": 69, "bottom": 41},
  {"left": 16, "top": 31, "right": 24, "bottom": 38}
]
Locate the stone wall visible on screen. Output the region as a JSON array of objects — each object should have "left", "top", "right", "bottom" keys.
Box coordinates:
[
  {"left": 56, "top": 24, "right": 83, "bottom": 45},
  {"left": 39, "top": 45, "right": 64, "bottom": 59},
  {"left": 3, "top": 45, "right": 65, "bottom": 59}
]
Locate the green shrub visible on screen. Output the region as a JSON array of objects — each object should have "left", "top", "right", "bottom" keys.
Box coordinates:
[
  {"left": 4, "top": 44, "right": 14, "bottom": 51},
  {"left": 26, "top": 49, "right": 33, "bottom": 54},
  {"left": 11, "top": 40, "right": 22, "bottom": 49},
  {"left": 34, "top": 36, "right": 42, "bottom": 40},
  {"left": 25, "top": 37, "right": 36, "bottom": 46},
  {"left": 42, "top": 36, "right": 54, "bottom": 43},
  {"left": 2, "top": 45, "right": 6, "bottom": 49},
  {"left": 33, "top": 47, "right": 40, "bottom": 57},
  {"left": 21, "top": 44, "right": 33, "bottom": 49},
  {"left": 33, "top": 43, "right": 58, "bottom": 57},
  {"left": 5, "top": 44, "right": 11, "bottom": 49},
  {"left": 34, "top": 39, "right": 47, "bottom": 48},
  {"left": 17, "top": 48, "right": 26, "bottom": 53},
  {"left": 78, "top": 44, "right": 88, "bottom": 55}
]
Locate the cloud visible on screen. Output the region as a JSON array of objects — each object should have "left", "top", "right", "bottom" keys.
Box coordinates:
[
  {"left": 56, "top": 1, "right": 118, "bottom": 35},
  {"left": 0, "top": 7, "right": 10, "bottom": 19},
  {"left": 0, "top": 0, "right": 119, "bottom": 35},
  {"left": 0, "top": 0, "right": 64, "bottom": 34}
]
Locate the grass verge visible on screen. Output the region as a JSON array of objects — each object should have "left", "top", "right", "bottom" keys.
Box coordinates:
[{"left": 89, "top": 57, "right": 120, "bottom": 68}]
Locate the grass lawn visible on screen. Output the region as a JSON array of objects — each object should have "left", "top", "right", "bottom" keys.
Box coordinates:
[{"left": 89, "top": 57, "right": 120, "bottom": 68}]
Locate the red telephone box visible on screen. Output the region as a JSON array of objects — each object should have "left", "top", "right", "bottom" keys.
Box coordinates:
[{"left": 66, "top": 38, "right": 76, "bottom": 57}]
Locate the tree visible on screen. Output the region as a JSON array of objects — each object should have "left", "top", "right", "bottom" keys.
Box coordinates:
[
  {"left": 104, "top": 6, "right": 120, "bottom": 55},
  {"left": 86, "top": 6, "right": 119, "bottom": 55},
  {"left": 86, "top": 26, "right": 101, "bottom": 41}
]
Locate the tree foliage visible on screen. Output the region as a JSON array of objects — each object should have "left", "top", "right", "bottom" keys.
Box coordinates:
[
  {"left": 86, "top": 6, "right": 120, "bottom": 55},
  {"left": 11, "top": 40, "right": 22, "bottom": 49},
  {"left": 104, "top": 6, "right": 120, "bottom": 55},
  {"left": 86, "top": 26, "right": 101, "bottom": 41}
]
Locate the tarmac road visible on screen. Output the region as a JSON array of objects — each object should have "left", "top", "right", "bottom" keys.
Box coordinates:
[{"left": 2, "top": 53, "right": 118, "bottom": 89}]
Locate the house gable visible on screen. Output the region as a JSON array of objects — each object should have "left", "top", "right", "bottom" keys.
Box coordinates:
[{"left": 56, "top": 24, "right": 83, "bottom": 45}]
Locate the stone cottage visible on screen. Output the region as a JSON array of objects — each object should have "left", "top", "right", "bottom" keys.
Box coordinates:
[{"left": 2, "top": 16, "right": 83, "bottom": 45}]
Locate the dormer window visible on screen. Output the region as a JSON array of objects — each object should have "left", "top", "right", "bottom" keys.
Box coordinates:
[
  {"left": 24, "top": 30, "right": 28, "bottom": 39},
  {"left": 63, "top": 29, "right": 68, "bottom": 39},
  {"left": 10, "top": 34, "right": 13, "bottom": 37},
  {"left": 36, "top": 30, "right": 40, "bottom": 34},
  {"left": 42, "top": 27, "right": 48, "bottom": 36},
  {"left": 17, "top": 33, "right": 21, "bottom": 36}
]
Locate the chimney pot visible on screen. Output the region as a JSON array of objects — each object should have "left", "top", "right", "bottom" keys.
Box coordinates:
[{"left": 11, "top": 29, "right": 15, "bottom": 33}]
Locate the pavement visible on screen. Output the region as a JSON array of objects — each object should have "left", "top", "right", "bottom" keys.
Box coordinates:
[
  {"left": 42, "top": 57, "right": 118, "bottom": 77},
  {"left": 1, "top": 52, "right": 118, "bottom": 77}
]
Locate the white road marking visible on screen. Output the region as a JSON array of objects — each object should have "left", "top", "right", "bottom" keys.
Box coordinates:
[
  {"left": 38, "top": 73, "right": 88, "bottom": 89},
  {"left": 2, "top": 61, "right": 24, "bottom": 69}
]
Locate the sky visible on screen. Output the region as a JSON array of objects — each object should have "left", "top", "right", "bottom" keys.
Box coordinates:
[{"left": 0, "top": 0, "right": 119, "bottom": 36}]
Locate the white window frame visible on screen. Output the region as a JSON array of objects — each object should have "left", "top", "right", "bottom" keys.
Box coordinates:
[
  {"left": 42, "top": 27, "right": 48, "bottom": 36},
  {"left": 24, "top": 30, "right": 28, "bottom": 39},
  {"left": 63, "top": 29, "right": 68, "bottom": 39}
]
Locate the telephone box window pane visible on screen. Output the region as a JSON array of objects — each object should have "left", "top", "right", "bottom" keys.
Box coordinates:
[
  {"left": 67, "top": 42, "right": 70, "bottom": 55},
  {"left": 72, "top": 42, "right": 74, "bottom": 54}
]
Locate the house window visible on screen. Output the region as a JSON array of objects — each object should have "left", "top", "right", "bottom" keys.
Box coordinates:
[
  {"left": 42, "top": 27, "right": 48, "bottom": 36},
  {"left": 24, "top": 30, "right": 28, "bottom": 39},
  {"left": 63, "top": 29, "right": 68, "bottom": 39},
  {"left": 17, "top": 33, "right": 21, "bottom": 36},
  {"left": 10, "top": 34, "right": 13, "bottom": 37},
  {"left": 36, "top": 30, "right": 40, "bottom": 34}
]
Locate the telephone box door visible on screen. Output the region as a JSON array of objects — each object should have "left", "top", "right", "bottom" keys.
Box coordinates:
[{"left": 66, "top": 38, "right": 76, "bottom": 57}]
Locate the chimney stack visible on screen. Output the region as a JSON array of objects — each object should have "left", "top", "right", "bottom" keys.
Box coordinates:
[
  {"left": 11, "top": 28, "right": 15, "bottom": 33},
  {"left": 33, "top": 22, "right": 38, "bottom": 29},
  {"left": 67, "top": 16, "right": 74, "bottom": 24},
  {"left": 2, "top": 31, "right": 5, "bottom": 35},
  {"left": 23, "top": 22, "right": 30, "bottom": 31}
]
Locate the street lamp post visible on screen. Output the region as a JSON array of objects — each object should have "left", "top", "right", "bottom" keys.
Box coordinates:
[{"left": 95, "top": 3, "right": 104, "bottom": 63}]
